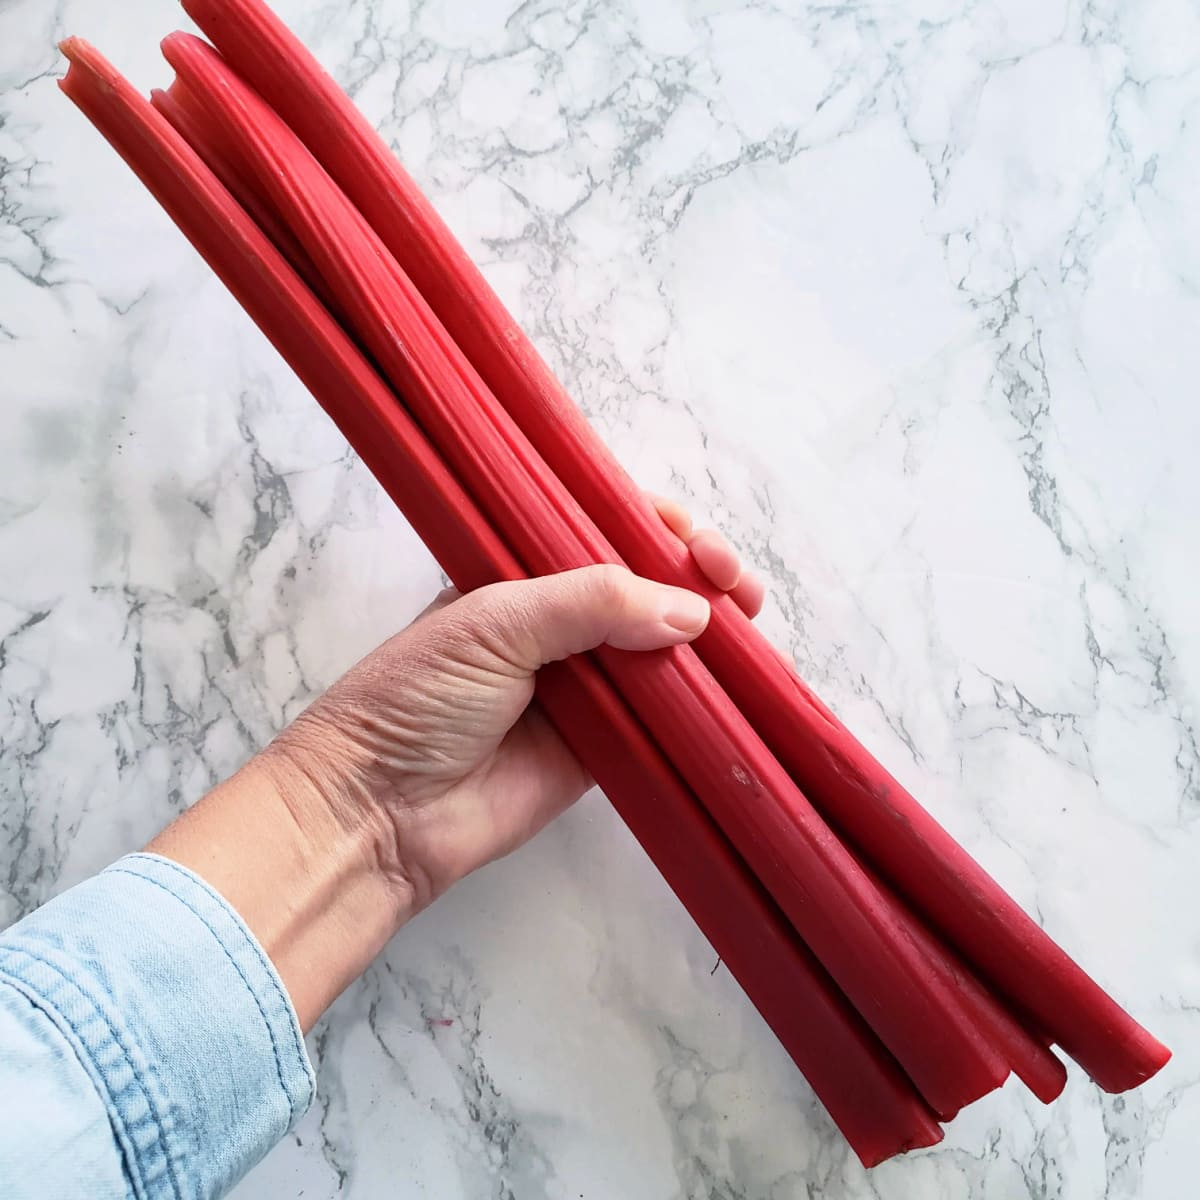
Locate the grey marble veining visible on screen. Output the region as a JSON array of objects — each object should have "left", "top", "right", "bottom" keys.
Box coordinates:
[{"left": 2, "top": 1, "right": 1197, "bottom": 1196}]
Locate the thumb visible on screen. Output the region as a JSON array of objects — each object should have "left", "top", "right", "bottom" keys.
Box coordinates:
[{"left": 450, "top": 564, "right": 711, "bottom": 672}]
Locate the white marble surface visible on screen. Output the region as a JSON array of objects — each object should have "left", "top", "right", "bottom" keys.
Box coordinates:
[{"left": 2, "top": 0, "right": 1197, "bottom": 1195}]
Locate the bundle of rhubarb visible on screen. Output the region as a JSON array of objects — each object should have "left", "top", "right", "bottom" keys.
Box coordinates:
[{"left": 58, "top": 0, "right": 1170, "bottom": 1167}]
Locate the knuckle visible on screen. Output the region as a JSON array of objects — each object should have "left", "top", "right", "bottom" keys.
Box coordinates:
[
  {"left": 582, "top": 564, "right": 640, "bottom": 621},
  {"left": 450, "top": 581, "right": 537, "bottom": 672},
  {"left": 588, "top": 562, "right": 633, "bottom": 606}
]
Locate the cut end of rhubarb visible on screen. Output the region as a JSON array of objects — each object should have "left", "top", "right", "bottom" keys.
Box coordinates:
[
  {"left": 1092, "top": 1034, "right": 1172, "bottom": 1094},
  {"left": 854, "top": 1118, "right": 944, "bottom": 1170},
  {"left": 1016, "top": 1047, "right": 1069, "bottom": 1105},
  {"left": 160, "top": 33, "right": 228, "bottom": 88},
  {"left": 161, "top": 30, "right": 208, "bottom": 59},
  {"left": 58, "top": 38, "right": 124, "bottom": 107},
  {"left": 58, "top": 36, "right": 109, "bottom": 77},
  {"left": 58, "top": 37, "right": 96, "bottom": 87}
]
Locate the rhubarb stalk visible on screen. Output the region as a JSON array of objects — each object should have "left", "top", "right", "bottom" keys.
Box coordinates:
[
  {"left": 161, "top": 29, "right": 1012, "bottom": 1118},
  {"left": 57, "top": 37, "right": 944, "bottom": 1165},
  {"left": 180, "top": 0, "right": 1169, "bottom": 1092}
]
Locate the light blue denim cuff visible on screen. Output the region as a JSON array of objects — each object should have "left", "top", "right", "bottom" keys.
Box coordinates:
[{"left": 0, "top": 852, "right": 315, "bottom": 1200}]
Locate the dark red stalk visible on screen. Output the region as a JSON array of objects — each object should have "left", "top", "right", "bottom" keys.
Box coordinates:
[
  {"left": 539, "top": 670, "right": 946, "bottom": 1165},
  {"left": 181, "top": 0, "right": 1169, "bottom": 1092},
  {"left": 57, "top": 37, "right": 943, "bottom": 1165},
  {"left": 851, "top": 854, "right": 1067, "bottom": 1105},
  {"left": 159, "top": 30, "right": 1015, "bottom": 1118}
]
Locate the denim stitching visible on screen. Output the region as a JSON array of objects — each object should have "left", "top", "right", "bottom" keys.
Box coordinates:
[
  {"left": 0, "top": 969, "right": 146, "bottom": 1200},
  {"left": 0, "top": 944, "right": 183, "bottom": 1200},
  {"left": 120, "top": 854, "right": 312, "bottom": 1111},
  {"left": 107, "top": 863, "right": 310, "bottom": 1123}
]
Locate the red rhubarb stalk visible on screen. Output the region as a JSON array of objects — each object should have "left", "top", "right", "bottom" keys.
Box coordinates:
[
  {"left": 538, "top": 663, "right": 946, "bottom": 1164},
  {"left": 58, "top": 37, "right": 944, "bottom": 1166},
  {"left": 150, "top": 79, "right": 336, "bottom": 315},
  {"left": 161, "top": 30, "right": 1012, "bottom": 1118},
  {"left": 181, "top": 0, "right": 1169, "bottom": 1092},
  {"left": 852, "top": 854, "right": 1068, "bottom": 1105},
  {"left": 150, "top": 83, "right": 313, "bottom": 291}
]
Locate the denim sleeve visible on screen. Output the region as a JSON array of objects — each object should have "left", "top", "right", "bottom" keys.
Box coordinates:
[{"left": 0, "top": 853, "right": 315, "bottom": 1200}]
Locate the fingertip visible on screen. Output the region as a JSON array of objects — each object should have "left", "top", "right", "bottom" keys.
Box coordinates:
[
  {"left": 649, "top": 493, "right": 693, "bottom": 542},
  {"left": 730, "top": 571, "right": 766, "bottom": 619},
  {"left": 659, "top": 587, "right": 711, "bottom": 638},
  {"left": 603, "top": 577, "right": 710, "bottom": 651},
  {"left": 688, "top": 528, "right": 742, "bottom": 592}
]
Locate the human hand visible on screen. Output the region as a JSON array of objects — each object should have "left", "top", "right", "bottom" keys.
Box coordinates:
[
  {"left": 268, "top": 504, "right": 761, "bottom": 912},
  {"left": 152, "top": 502, "right": 759, "bottom": 1029}
]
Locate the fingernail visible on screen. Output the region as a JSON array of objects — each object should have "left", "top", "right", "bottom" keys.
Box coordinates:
[{"left": 660, "top": 588, "right": 710, "bottom": 634}]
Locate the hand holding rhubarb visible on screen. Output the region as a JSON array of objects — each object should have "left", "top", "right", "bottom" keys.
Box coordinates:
[
  {"left": 150, "top": 565, "right": 717, "bottom": 1026},
  {"left": 58, "top": 2, "right": 1169, "bottom": 1169},
  {"left": 266, "top": 565, "right": 715, "bottom": 908},
  {"left": 177, "top": 0, "right": 1170, "bottom": 1096}
]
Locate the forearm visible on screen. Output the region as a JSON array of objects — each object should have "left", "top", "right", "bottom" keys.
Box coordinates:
[{"left": 147, "top": 740, "right": 411, "bottom": 1032}]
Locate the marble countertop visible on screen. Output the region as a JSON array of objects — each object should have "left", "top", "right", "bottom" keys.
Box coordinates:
[{"left": 2, "top": 1, "right": 1196, "bottom": 1196}]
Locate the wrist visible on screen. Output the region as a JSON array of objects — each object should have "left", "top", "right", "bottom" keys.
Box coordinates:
[
  {"left": 267, "top": 712, "right": 441, "bottom": 909},
  {"left": 148, "top": 737, "right": 414, "bottom": 1032}
]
